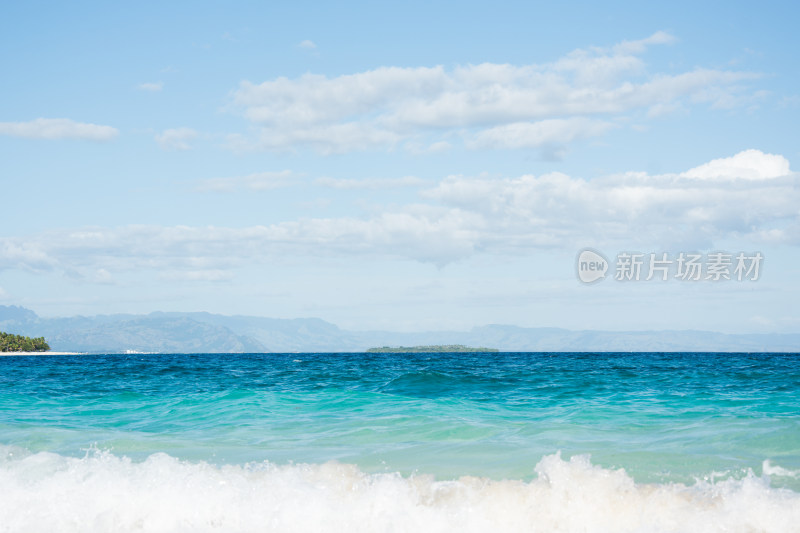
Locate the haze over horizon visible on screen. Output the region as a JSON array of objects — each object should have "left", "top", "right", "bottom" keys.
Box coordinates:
[{"left": 2, "top": 2, "right": 799, "bottom": 335}]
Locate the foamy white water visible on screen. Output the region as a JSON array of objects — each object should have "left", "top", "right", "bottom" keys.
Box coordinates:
[{"left": 1, "top": 446, "right": 798, "bottom": 533}]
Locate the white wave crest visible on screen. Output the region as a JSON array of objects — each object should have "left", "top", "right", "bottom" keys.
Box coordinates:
[
  {"left": 0, "top": 447, "right": 798, "bottom": 533},
  {"left": 763, "top": 460, "right": 800, "bottom": 479}
]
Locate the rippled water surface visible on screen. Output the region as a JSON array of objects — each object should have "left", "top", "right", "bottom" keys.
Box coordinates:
[{"left": 1, "top": 352, "right": 797, "bottom": 484}]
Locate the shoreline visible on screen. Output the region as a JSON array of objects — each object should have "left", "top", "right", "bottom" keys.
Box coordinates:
[{"left": 0, "top": 351, "right": 85, "bottom": 356}]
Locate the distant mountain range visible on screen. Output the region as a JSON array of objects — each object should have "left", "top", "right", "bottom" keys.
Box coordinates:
[{"left": 0, "top": 305, "right": 798, "bottom": 353}]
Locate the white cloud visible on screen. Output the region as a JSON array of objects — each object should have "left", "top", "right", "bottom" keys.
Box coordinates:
[
  {"left": 426, "top": 141, "right": 451, "bottom": 153},
  {"left": 155, "top": 127, "right": 198, "bottom": 151},
  {"left": 0, "top": 118, "right": 118, "bottom": 141},
  {"left": 613, "top": 30, "right": 677, "bottom": 55},
  {"left": 0, "top": 239, "right": 58, "bottom": 271},
  {"left": 197, "top": 171, "right": 294, "bottom": 192},
  {"left": 298, "top": 40, "right": 316, "bottom": 49},
  {"left": 229, "top": 32, "right": 759, "bottom": 154},
  {"left": 2, "top": 150, "right": 796, "bottom": 274},
  {"left": 422, "top": 149, "right": 799, "bottom": 251},
  {"left": 251, "top": 122, "right": 402, "bottom": 154},
  {"left": 466, "top": 118, "right": 615, "bottom": 152},
  {"left": 89, "top": 268, "right": 114, "bottom": 284},
  {"left": 138, "top": 82, "right": 163, "bottom": 92},
  {"left": 404, "top": 140, "right": 452, "bottom": 154},
  {"left": 683, "top": 149, "right": 791, "bottom": 180},
  {"left": 315, "top": 175, "right": 424, "bottom": 190}
]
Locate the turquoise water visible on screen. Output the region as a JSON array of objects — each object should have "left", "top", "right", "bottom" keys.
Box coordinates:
[{"left": 1, "top": 352, "right": 799, "bottom": 532}]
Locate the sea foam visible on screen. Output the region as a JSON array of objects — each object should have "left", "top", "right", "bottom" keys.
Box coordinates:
[{"left": 1, "top": 446, "right": 798, "bottom": 533}]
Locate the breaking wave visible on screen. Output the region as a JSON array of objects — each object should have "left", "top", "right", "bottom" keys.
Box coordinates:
[{"left": 1, "top": 446, "right": 798, "bottom": 532}]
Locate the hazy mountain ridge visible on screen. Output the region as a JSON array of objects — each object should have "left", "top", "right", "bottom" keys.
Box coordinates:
[
  {"left": 0, "top": 305, "right": 797, "bottom": 353},
  {"left": 0, "top": 307, "right": 266, "bottom": 353}
]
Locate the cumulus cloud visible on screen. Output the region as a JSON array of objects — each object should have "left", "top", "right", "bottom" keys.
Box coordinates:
[
  {"left": 422, "top": 149, "right": 799, "bottom": 251},
  {"left": 196, "top": 171, "right": 294, "bottom": 192},
  {"left": 229, "top": 32, "right": 758, "bottom": 154},
  {"left": 683, "top": 149, "right": 791, "bottom": 180},
  {"left": 613, "top": 30, "right": 677, "bottom": 55},
  {"left": 466, "top": 118, "right": 615, "bottom": 153},
  {"left": 0, "top": 239, "right": 59, "bottom": 271},
  {"left": 0, "top": 118, "right": 118, "bottom": 141},
  {"left": 1, "top": 150, "right": 796, "bottom": 274},
  {"left": 138, "top": 82, "right": 163, "bottom": 92},
  {"left": 155, "top": 127, "right": 198, "bottom": 151},
  {"left": 249, "top": 122, "right": 403, "bottom": 154},
  {"left": 298, "top": 40, "right": 316, "bottom": 49}
]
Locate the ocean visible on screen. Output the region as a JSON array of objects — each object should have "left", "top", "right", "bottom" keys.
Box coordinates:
[{"left": 0, "top": 352, "right": 798, "bottom": 532}]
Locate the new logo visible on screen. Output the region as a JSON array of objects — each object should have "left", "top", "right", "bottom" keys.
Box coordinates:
[{"left": 576, "top": 248, "right": 608, "bottom": 284}]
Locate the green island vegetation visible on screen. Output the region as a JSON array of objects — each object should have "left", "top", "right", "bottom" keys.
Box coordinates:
[
  {"left": 366, "top": 344, "right": 498, "bottom": 353},
  {"left": 0, "top": 331, "right": 50, "bottom": 352}
]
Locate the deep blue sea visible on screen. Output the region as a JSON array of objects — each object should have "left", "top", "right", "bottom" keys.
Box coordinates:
[{"left": 1, "top": 352, "right": 798, "bottom": 532}]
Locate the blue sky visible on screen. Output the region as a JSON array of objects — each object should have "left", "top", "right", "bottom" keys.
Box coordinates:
[{"left": 1, "top": 1, "right": 799, "bottom": 334}]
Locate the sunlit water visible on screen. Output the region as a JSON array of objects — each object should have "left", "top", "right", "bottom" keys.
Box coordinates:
[{"left": 1, "top": 352, "right": 798, "bottom": 532}]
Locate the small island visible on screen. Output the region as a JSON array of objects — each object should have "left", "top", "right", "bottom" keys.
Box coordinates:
[
  {"left": 0, "top": 331, "right": 50, "bottom": 352},
  {"left": 366, "top": 344, "right": 498, "bottom": 353}
]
